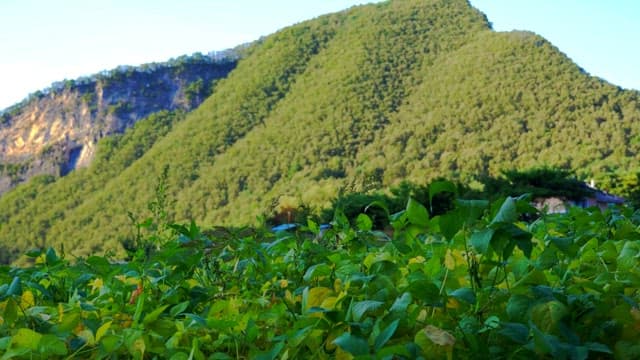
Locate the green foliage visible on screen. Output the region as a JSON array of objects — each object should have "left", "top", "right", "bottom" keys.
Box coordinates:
[
  {"left": 482, "top": 167, "right": 593, "bottom": 201},
  {"left": 1, "top": 196, "right": 638, "bottom": 358},
  {"left": 0, "top": 111, "right": 184, "bottom": 264},
  {"left": 2, "top": 0, "right": 640, "bottom": 262}
]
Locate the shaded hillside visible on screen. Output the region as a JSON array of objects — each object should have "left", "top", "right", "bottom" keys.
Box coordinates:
[
  {"left": 0, "top": 51, "right": 240, "bottom": 194},
  {"left": 2, "top": 0, "right": 640, "bottom": 263}
]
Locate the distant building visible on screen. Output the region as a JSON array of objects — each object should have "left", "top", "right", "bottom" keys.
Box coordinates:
[{"left": 533, "top": 180, "right": 625, "bottom": 213}]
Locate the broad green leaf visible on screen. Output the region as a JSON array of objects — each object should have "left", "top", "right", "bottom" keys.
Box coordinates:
[
  {"left": 0, "top": 337, "right": 9, "bottom": 350},
  {"left": 303, "top": 264, "right": 332, "bottom": 282},
  {"left": 7, "top": 277, "right": 21, "bottom": 297},
  {"left": 56, "top": 311, "right": 81, "bottom": 332},
  {"left": 548, "top": 236, "right": 574, "bottom": 255},
  {"left": 100, "top": 334, "right": 122, "bottom": 353},
  {"left": 534, "top": 247, "right": 558, "bottom": 270},
  {"left": 456, "top": 199, "right": 489, "bottom": 225},
  {"left": 356, "top": 213, "right": 373, "bottom": 231},
  {"left": 0, "top": 348, "right": 30, "bottom": 360},
  {"left": 429, "top": 181, "right": 457, "bottom": 206},
  {"left": 365, "top": 200, "right": 390, "bottom": 219},
  {"left": 143, "top": 304, "right": 169, "bottom": 325},
  {"left": 25, "top": 249, "right": 43, "bottom": 258},
  {"left": 491, "top": 197, "right": 517, "bottom": 224},
  {"left": 617, "top": 241, "right": 639, "bottom": 271},
  {"left": 498, "top": 322, "right": 529, "bottom": 344},
  {"left": 307, "top": 219, "right": 319, "bottom": 234},
  {"left": 471, "top": 228, "right": 494, "bottom": 255},
  {"left": 38, "top": 334, "right": 67, "bottom": 356},
  {"left": 374, "top": 319, "right": 400, "bottom": 351},
  {"left": 253, "top": 341, "right": 284, "bottom": 360},
  {"left": 169, "top": 352, "right": 189, "bottom": 360},
  {"left": 389, "top": 292, "right": 412, "bottom": 313},
  {"left": 598, "top": 241, "right": 618, "bottom": 263},
  {"left": 303, "top": 287, "right": 333, "bottom": 311},
  {"left": 45, "top": 247, "right": 59, "bottom": 265},
  {"left": 333, "top": 333, "right": 369, "bottom": 356},
  {"left": 585, "top": 342, "right": 612, "bottom": 354},
  {"left": 506, "top": 295, "right": 531, "bottom": 322},
  {"left": 352, "top": 300, "right": 384, "bottom": 322},
  {"left": 391, "top": 233, "right": 412, "bottom": 254},
  {"left": 530, "top": 323, "right": 557, "bottom": 356},
  {"left": 95, "top": 321, "right": 112, "bottom": 342},
  {"left": 12, "top": 328, "right": 41, "bottom": 351},
  {"left": 449, "top": 288, "right": 476, "bottom": 305},
  {"left": 531, "top": 301, "right": 568, "bottom": 333},
  {"left": 437, "top": 212, "right": 462, "bottom": 241},
  {"left": 406, "top": 198, "right": 429, "bottom": 228},
  {"left": 170, "top": 301, "right": 190, "bottom": 317},
  {"left": 3, "top": 299, "right": 17, "bottom": 325}
]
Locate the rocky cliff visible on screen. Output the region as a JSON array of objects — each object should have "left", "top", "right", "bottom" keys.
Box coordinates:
[{"left": 0, "top": 52, "right": 239, "bottom": 194}]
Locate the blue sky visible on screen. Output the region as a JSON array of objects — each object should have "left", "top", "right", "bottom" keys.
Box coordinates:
[{"left": 0, "top": 0, "right": 638, "bottom": 110}]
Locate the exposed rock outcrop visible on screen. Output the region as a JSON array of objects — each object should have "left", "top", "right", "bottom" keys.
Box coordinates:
[{"left": 0, "top": 53, "right": 239, "bottom": 193}]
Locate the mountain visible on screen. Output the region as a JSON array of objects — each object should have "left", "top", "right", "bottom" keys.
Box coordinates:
[
  {"left": 2, "top": 0, "right": 640, "bottom": 263},
  {"left": 0, "top": 51, "right": 240, "bottom": 194}
]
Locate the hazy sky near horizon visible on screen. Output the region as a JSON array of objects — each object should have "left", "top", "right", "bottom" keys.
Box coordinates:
[{"left": 1, "top": 0, "right": 638, "bottom": 110}]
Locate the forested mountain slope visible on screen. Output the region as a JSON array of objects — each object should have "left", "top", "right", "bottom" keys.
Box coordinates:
[{"left": 1, "top": 0, "right": 640, "bottom": 263}]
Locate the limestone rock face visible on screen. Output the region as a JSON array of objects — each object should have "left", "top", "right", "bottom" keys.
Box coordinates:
[{"left": 0, "top": 55, "right": 237, "bottom": 193}]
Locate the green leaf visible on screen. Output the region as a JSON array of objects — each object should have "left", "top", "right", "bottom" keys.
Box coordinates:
[
  {"left": 170, "top": 301, "right": 190, "bottom": 317},
  {"left": 506, "top": 295, "right": 531, "bottom": 322},
  {"left": 429, "top": 181, "right": 458, "bottom": 206},
  {"left": 0, "top": 348, "right": 30, "bottom": 360},
  {"left": 143, "top": 304, "right": 169, "bottom": 325},
  {"left": 38, "top": 334, "right": 67, "bottom": 356},
  {"left": 470, "top": 228, "right": 494, "bottom": 255},
  {"left": 406, "top": 198, "right": 429, "bottom": 228},
  {"left": 389, "top": 292, "right": 412, "bottom": 313},
  {"left": 95, "top": 321, "right": 112, "bottom": 342},
  {"left": 132, "top": 292, "right": 146, "bottom": 326},
  {"left": 307, "top": 219, "right": 319, "bottom": 234},
  {"left": 333, "top": 333, "right": 369, "bottom": 356},
  {"left": 449, "top": 288, "right": 476, "bottom": 305},
  {"left": 25, "top": 249, "right": 43, "bottom": 258},
  {"left": 406, "top": 273, "right": 441, "bottom": 305},
  {"left": 356, "top": 213, "right": 373, "bottom": 231},
  {"left": 45, "top": 247, "right": 59, "bottom": 265},
  {"left": 3, "top": 298, "right": 17, "bottom": 325},
  {"left": 253, "top": 341, "right": 284, "bottom": 360},
  {"left": 456, "top": 199, "right": 489, "bottom": 225},
  {"left": 12, "top": 328, "right": 41, "bottom": 351},
  {"left": 352, "top": 300, "right": 384, "bottom": 322},
  {"left": 365, "top": 200, "right": 390, "bottom": 219},
  {"left": 491, "top": 197, "right": 517, "bottom": 224},
  {"left": 534, "top": 247, "right": 558, "bottom": 270},
  {"left": 531, "top": 300, "right": 568, "bottom": 333},
  {"left": 391, "top": 233, "right": 412, "bottom": 254},
  {"left": 0, "top": 337, "right": 10, "bottom": 350},
  {"left": 303, "top": 263, "right": 332, "bottom": 282},
  {"left": 437, "top": 212, "right": 462, "bottom": 241},
  {"left": 498, "top": 322, "right": 529, "bottom": 344},
  {"left": 7, "top": 277, "right": 22, "bottom": 297},
  {"left": 169, "top": 352, "right": 189, "bottom": 360},
  {"left": 584, "top": 342, "right": 612, "bottom": 354},
  {"left": 56, "top": 311, "right": 81, "bottom": 332},
  {"left": 374, "top": 319, "right": 400, "bottom": 351},
  {"left": 617, "top": 241, "right": 639, "bottom": 271}
]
